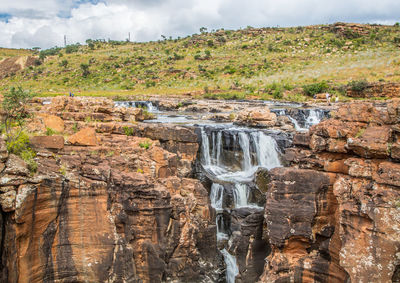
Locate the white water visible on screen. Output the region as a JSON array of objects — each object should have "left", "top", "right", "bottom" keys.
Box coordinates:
[
  {"left": 233, "top": 183, "right": 249, "bottom": 208},
  {"left": 221, "top": 249, "right": 239, "bottom": 283},
  {"left": 114, "top": 101, "right": 158, "bottom": 112},
  {"left": 202, "top": 127, "right": 282, "bottom": 282},
  {"left": 210, "top": 183, "right": 224, "bottom": 210},
  {"left": 305, "top": 109, "right": 322, "bottom": 128},
  {"left": 288, "top": 116, "right": 307, "bottom": 131},
  {"left": 251, "top": 132, "right": 281, "bottom": 170}
]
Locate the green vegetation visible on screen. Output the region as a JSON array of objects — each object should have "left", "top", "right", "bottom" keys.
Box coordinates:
[
  {"left": 1, "top": 24, "right": 400, "bottom": 100},
  {"left": 45, "top": 127, "right": 57, "bottom": 136},
  {"left": 1, "top": 87, "right": 37, "bottom": 173},
  {"left": 123, "top": 126, "right": 134, "bottom": 136},
  {"left": 139, "top": 140, "right": 151, "bottom": 149},
  {"left": 348, "top": 79, "right": 369, "bottom": 92},
  {"left": 303, "top": 81, "right": 329, "bottom": 96}
]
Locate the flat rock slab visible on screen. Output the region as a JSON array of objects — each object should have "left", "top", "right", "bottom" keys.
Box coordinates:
[{"left": 31, "top": 135, "right": 65, "bottom": 149}]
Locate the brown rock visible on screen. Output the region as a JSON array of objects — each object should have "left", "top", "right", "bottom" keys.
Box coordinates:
[
  {"left": 0, "top": 190, "right": 16, "bottom": 212},
  {"left": 4, "top": 154, "right": 29, "bottom": 176},
  {"left": 43, "top": 114, "right": 65, "bottom": 132},
  {"left": 292, "top": 132, "right": 310, "bottom": 147},
  {"left": 373, "top": 161, "right": 400, "bottom": 186},
  {"left": 347, "top": 126, "right": 391, "bottom": 158},
  {"left": 68, "top": 127, "right": 98, "bottom": 146},
  {"left": 30, "top": 136, "right": 64, "bottom": 150},
  {"left": 333, "top": 176, "right": 400, "bottom": 283}
]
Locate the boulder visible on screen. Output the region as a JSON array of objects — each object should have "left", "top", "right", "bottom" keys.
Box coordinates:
[
  {"left": 42, "top": 114, "right": 64, "bottom": 132},
  {"left": 30, "top": 136, "right": 64, "bottom": 150},
  {"left": 68, "top": 127, "right": 98, "bottom": 146}
]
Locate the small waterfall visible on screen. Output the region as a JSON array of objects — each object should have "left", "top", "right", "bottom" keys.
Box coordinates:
[
  {"left": 216, "top": 131, "right": 222, "bottom": 165},
  {"left": 114, "top": 101, "right": 158, "bottom": 112},
  {"left": 251, "top": 132, "right": 281, "bottom": 169},
  {"left": 233, "top": 183, "right": 249, "bottom": 208},
  {"left": 305, "top": 109, "right": 322, "bottom": 128},
  {"left": 238, "top": 132, "right": 252, "bottom": 171},
  {"left": 221, "top": 249, "right": 239, "bottom": 283},
  {"left": 201, "top": 129, "right": 211, "bottom": 166},
  {"left": 210, "top": 183, "right": 224, "bottom": 210}
]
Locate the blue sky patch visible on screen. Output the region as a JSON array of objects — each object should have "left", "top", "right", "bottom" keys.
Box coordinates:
[{"left": 0, "top": 13, "right": 12, "bottom": 23}]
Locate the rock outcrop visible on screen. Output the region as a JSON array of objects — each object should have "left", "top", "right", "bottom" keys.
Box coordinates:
[
  {"left": 259, "top": 99, "right": 400, "bottom": 282},
  {"left": 0, "top": 97, "right": 218, "bottom": 283}
]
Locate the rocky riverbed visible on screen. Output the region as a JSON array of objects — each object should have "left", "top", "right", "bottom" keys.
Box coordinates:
[{"left": 0, "top": 96, "right": 398, "bottom": 283}]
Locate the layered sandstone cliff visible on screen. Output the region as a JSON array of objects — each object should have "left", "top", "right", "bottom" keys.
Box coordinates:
[
  {"left": 0, "top": 97, "right": 219, "bottom": 283},
  {"left": 258, "top": 99, "right": 400, "bottom": 282}
]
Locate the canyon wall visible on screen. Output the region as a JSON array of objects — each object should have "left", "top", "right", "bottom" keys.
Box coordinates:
[
  {"left": 0, "top": 97, "right": 220, "bottom": 283},
  {"left": 259, "top": 99, "right": 400, "bottom": 282}
]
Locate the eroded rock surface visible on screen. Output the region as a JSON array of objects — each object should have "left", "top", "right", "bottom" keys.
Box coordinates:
[
  {"left": 0, "top": 97, "right": 217, "bottom": 283},
  {"left": 258, "top": 99, "right": 400, "bottom": 282}
]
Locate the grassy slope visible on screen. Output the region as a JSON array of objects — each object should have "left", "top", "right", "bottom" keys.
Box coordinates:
[{"left": 1, "top": 24, "right": 400, "bottom": 100}]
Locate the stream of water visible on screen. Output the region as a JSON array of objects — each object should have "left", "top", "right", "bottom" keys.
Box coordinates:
[{"left": 112, "top": 99, "right": 328, "bottom": 282}]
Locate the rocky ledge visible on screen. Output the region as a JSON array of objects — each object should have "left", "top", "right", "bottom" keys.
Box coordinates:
[
  {"left": 0, "top": 97, "right": 219, "bottom": 283},
  {"left": 258, "top": 98, "right": 400, "bottom": 282}
]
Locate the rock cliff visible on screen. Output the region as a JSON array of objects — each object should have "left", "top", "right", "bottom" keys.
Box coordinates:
[
  {"left": 258, "top": 99, "right": 400, "bottom": 282},
  {"left": 0, "top": 97, "right": 219, "bottom": 283}
]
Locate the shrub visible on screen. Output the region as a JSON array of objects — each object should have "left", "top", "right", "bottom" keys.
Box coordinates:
[
  {"left": 139, "top": 140, "right": 151, "bottom": 149},
  {"left": 59, "top": 59, "right": 68, "bottom": 67},
  {"left": 123, "top": 126, "right": 134, "bottom": 136},
  {"left": 80, "top": 63, "right": 90, "bottom": 77},
  {"left": 65, "top": 44, "right": 80, "bottom": 54},
  {"left": 45, "top": 127, "right": 57, "bottom": 136},
  {"left": 348, "top": 79, "right": 369, "bottom": 92},
  {"left": 303, "top": 81, "right": 329, "bottom": 96},
  {"left": 6, "top": 131, "right": 37, "bottom": 173}
]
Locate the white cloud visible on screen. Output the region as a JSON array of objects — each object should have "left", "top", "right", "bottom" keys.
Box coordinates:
[{"left": 0, "top": 0, "right": 399, "bottom": 49}]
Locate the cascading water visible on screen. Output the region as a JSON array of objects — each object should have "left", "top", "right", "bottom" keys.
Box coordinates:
[
  {"left": 221, "top": 249, "right": 239, "bottom": 283},
  {"left": 114, "top": 101, "right": 158, "bottom": 112},
  {"left": 200, "top": 127, "right": 281, "bottom": 282}
]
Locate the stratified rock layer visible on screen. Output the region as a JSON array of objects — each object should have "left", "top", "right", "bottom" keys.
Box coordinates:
[
  {"left": 259, "top": 99, "right": 400, "bottom": 282},
  {"left": 0, "top": 97, "right": 218, "bottom": 283}
]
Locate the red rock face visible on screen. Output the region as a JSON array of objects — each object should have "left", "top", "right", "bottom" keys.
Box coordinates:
[
  {"left": 259, "top": 99, "right": 400, "bottom": 282},
  {"left": 0, "top": 97, "right": 217, "bottom": 283}
]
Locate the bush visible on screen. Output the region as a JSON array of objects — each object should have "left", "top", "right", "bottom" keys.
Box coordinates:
[
  {"left": 348, "top": 79, "right": 369, "bottom": 92},
  {"left": 303, "top": 81, "right": 329, "bottom": 96},
  {"left": 59, "top": 59, "right": 68, "bottom": 68},
  {"left": 123, "top": 126, "right": 134, "bottom": 136},
  {"left": 139, "top": 140, "right": 151, "bottom": 149},
  {"left": 65, "top": 44, "right": 80, "bottom": 54},
  {"left": 6, "top": 131, "right": 37, "bottom": 173},
  {"left": 80, "top": 63, "right": 90, "bottom": 77},
  {"left": 45, "top": 127, "right": 57, "bottom": 136}
]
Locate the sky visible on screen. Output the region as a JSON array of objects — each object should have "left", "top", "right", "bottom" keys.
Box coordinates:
[{"left": 0, "top": 0, "right": 399, "bottom": 49}]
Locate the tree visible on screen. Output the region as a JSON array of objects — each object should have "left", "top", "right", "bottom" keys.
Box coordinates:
[
  {"left": 2, "top": 87, "right": 33, "bottom": 139},
  {"left": 200, "top": 27, "right": 207, "bottom": 34},
  {"left": 1, "top": 87, "right": 37, "bottom": 172},
  {"left": 80, "top": 63, "right": 90, "bottom": 77}
]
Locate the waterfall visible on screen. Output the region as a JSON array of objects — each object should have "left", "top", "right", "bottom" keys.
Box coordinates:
[
  {"left": 201, "top": 129, "right": 211, "bottom": 166},
  {"left": 251, "top": 132, "right": 281, "bottom": 169},
  {"left": 114, "top": 101, "right": 158, "bottom": 112},
  {"left": 221, "top": 249, "right": 239, "bottom": 283},
  {"left": 288, "top": 116, "right": 307, "bottom": 131},
  {"left": 305, "top": 109, "right": 322, "bottom": 128},
  {"left": 200, "top": 127, "right": 282, "bottom": 282},
  {"left": 233, "top": 183, "right": 249, "bottom": 208},
  {"left": 210, "top": 183, "right": 224, "bottom": 210},
  {"left": 238, "top": 132, "right": 252, "bottom": 171}
]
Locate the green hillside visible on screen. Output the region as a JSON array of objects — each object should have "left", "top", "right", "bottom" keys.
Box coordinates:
[{"left": 1, "top": 23, "right": 400, "bottom": 100}]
